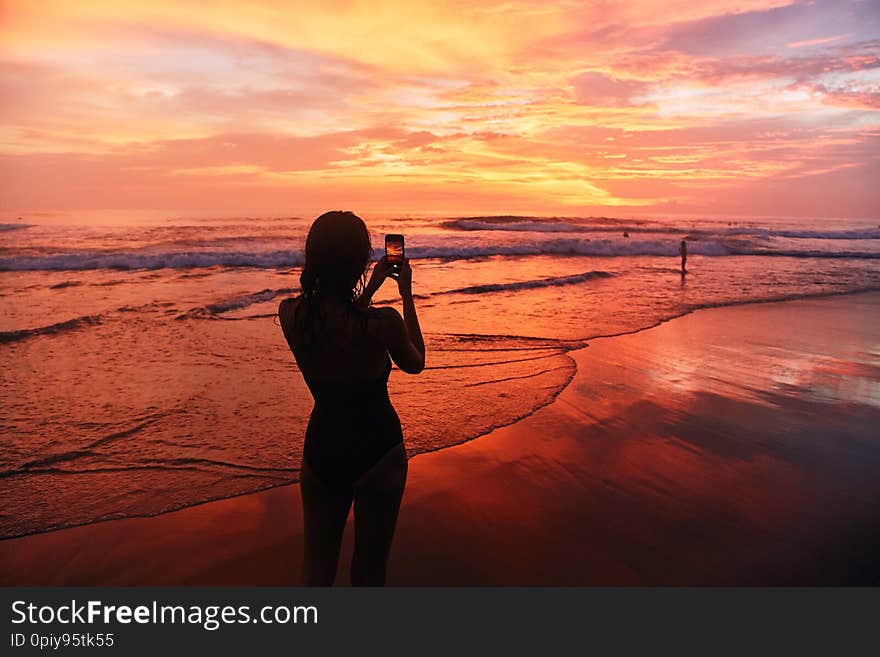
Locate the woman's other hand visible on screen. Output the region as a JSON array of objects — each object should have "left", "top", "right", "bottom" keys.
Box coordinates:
[
  {"left": 368, "top": 256, "right": 394, "bottom": 287},
  {"left": 396, "top": 259, "right": 413, "bottom": 298},
  {"left": 358, "top": 256, "right": 393, "bottom": 307}
]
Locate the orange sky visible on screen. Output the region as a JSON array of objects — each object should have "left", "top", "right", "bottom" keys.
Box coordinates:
[{"left": 1, "top": 0, "right": 878, "bottom": 218}]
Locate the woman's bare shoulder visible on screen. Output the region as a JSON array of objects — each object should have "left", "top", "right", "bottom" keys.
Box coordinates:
[
  {"left": 278, "top": 295, "right": 302, "bottom": 325},
  {"left": 363, "top": 305, "right": 402, "bottom": 339},
  {"left": 365, "top": 304, "right": 401, "bottom": 322}
]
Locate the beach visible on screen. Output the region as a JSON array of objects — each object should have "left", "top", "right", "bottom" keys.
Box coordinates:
[{"left": 3, "top": 291, "right": 878, "bottom": 585}]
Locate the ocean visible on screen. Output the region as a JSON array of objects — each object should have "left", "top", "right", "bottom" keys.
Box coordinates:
[{"left": 2, "top": 213, "right": 879, "bottom": 539}]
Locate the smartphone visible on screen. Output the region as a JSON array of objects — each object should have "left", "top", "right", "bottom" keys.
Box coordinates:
[{"left": 385, "top": 234, "right": 405, "bottom": 271}]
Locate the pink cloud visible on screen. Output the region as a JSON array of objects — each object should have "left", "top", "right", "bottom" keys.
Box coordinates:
[{"left": 571, "top": 72, "right": 651, "bottom": 106}]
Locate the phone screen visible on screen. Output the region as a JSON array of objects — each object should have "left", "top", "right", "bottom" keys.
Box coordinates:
[{"left": 385, "top": 234, "right": 405, "bottom": 266}]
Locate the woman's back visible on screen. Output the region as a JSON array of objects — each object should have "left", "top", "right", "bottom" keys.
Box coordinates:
[
  {"left": 279, "top": 297, "right": 392, "bottom": 384},
  {"left": 279, "top": 296, "right": 403, "bottom": 487}
]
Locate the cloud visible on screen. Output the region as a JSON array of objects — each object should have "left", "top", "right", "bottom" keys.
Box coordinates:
[
  {"left": 811, "top": 85, "right": 880, "bottom": 110},
  {"left": 609, "top": 38, "right": 880, "bottom": 86},
  {"left": 571, "top": 72, "right": 651, "bottom": 106},
  {"left": 656, "top": 0, "right": 879, "bottom": 57},
  {"left": 787, "top": 35, "right": 842, "bottom": 49}
]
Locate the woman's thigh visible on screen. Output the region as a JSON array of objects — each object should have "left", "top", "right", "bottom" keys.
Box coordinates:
[
  {"left": 352, "top": 443, "right": 408, "bottom": 557},
  {"left": 300, "top": 460, "right": 353, "bottom": 564}
]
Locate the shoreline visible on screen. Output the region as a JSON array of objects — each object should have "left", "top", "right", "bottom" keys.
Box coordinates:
[
  {"left": 5, "top": 286, "right": 878, "bottom": 544},
  {"left": 2, "top": 290, "right": 879, "bottom": 584}
]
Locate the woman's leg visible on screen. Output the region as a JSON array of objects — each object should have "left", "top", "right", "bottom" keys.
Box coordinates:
[
  {"left": 299, "top": 459, "right": 353, "bottom": 586},
  {"left": 350, "top": 443, "right": 408, "bottom": 586}
]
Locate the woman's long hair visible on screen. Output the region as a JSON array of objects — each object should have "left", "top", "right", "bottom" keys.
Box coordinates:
[{"left": 297, "top": 210, "right": 372, "bottom": 348}]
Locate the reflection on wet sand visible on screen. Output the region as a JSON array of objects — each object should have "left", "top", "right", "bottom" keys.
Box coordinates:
[{"left": 392, "top": 293, "right": 880, "bottom": 584}]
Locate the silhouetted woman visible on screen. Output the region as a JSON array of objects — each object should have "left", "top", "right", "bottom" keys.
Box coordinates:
[
  {"left": 680, "top": 239, "right": 688, "bottom": 275},
  {"left": 278, "top": 211, "right": 425, "bottom": 586}
]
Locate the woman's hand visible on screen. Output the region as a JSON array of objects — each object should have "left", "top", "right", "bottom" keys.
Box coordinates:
[
  {"left": 358, "top": 256, "right": 393, "bottom": 307},
  {"left": 368, "top": 256, "right": 394, "bottom": 288}
]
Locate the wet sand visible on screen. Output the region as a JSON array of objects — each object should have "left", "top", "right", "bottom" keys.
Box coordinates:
[{"left": 3, "top": 292, "right": 879, "bottom": 585}]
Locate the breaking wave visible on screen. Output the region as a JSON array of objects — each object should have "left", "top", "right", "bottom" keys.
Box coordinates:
[
  {"left": 3, "top": 238, "right": 879, "bottom": 272},
  {"left": 439, "top": 270, "right": 614, "bottom": 295},
  {"left": 0, "top": 315, "right": 103, "bottom": 344}
]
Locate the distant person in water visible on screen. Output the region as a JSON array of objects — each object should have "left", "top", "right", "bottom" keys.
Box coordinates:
[
  {"left": 278, "top": 211, "right": 425, "bottom": 586},
  {"left": 680, "top": 240, "right": 688, "bottom": 275}
]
